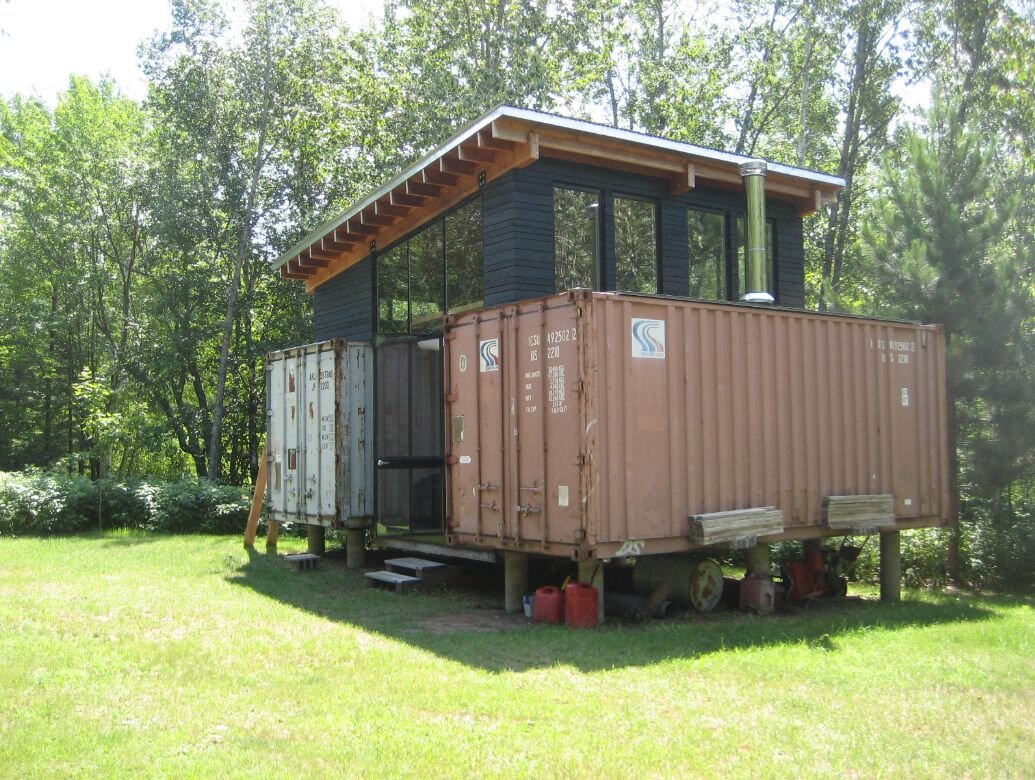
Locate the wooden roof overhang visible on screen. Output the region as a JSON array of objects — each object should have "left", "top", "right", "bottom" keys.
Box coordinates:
[{"left": 274, "top": 106, "right": 845, "bottom": 292}]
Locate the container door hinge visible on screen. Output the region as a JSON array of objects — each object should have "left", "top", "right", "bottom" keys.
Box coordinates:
[
  {"left": 574, "top": 380, "right": 585, "bottom": 393},
  {"left": 575, "top": 454, "right": 587, "bottom": 466}
]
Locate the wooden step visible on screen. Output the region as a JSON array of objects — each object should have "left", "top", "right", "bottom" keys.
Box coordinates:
[
  {"left": 365, "top": 570, "right": 422, "bottom": 594},
  {"left": 284, "top": 553, "right": 320, "bottom": 571},
  {"left": 385, "top": 556, "right": 457, "bottom": 587}
]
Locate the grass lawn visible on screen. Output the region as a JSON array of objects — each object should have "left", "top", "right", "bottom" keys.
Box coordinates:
[{"left": 0, "top": 532, "right": 1032, "bottom": 778}]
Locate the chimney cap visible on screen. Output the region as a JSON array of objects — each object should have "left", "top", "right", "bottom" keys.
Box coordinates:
[{"left": 739, "top": 160, "right": 768, "bottom": 177}]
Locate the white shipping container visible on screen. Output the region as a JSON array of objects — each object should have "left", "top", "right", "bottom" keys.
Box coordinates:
[{"left": 266, "top": 339, "right": 374, "bottom": 527}]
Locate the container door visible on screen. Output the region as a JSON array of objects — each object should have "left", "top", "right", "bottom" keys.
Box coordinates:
[
  {"left": 267, "top": 340, "right": 340, "bottom": 527},
  {"left": 375, "top": 338, "right": 445, "bottom": 533}
]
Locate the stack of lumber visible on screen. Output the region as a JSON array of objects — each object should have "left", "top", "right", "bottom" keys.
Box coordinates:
[
  {"left": 822, "top": 494, "right": 895, "bottom": 530},
  {"left": 690, "top": 506, "right": 784, "bottom": 547}
]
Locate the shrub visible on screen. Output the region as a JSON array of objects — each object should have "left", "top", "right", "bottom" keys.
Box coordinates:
[{"left": 0, "top": 470, "right": 250, "bottom": 536}]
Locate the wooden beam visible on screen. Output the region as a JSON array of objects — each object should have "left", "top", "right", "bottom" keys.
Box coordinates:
[
  {"left": 491, "top": 119, "right": 529, "bottom": 144},
  {"left": 298, "top": 250, "right": 329, "bottom": 268},
  {"left": 440, "top": 154, "right": 479, "bottom": 175},
  {"left": 406, "top": 179, "right": 443, "bottom": 197},
  {"left": 670, "top": 162, "right": 696, "bottom": 195},
  {"left": 458, "top": 143, "right": 496, "bottom": 163},
  {"left": 539, "top": 132, "right": 686, "bottom": 174},
  {"left": 333, "top": 228, "right": 366, "bottom": 244},
  {"left": 323, "top": 237, "right": 356, "bottom": 252},
  {"left": 244, "top": 440, "right": 268, "bottom": 547},
  {"left": 477, "top": 129, "right": 514, "bottom": 151},
  {"left": 391, "top": 190, "right": 425, "bottom": 207},
  {"left": 375, "top": 200, "right": 410, "bottom": 218},
  {"left": 797, "top": 187, "right": 826, "bottom": 217},
  {"left": 286, "top": 258, "right": 315, "bottom": 277},
  {"left": 346, "top": 218, "right": 378, "bottom": 236},
  {"left": 423, "top": 167, "right": 460, "bottom": 186},
  {"left": 360, "top": 209, "right": 394, "bottom": 227}
]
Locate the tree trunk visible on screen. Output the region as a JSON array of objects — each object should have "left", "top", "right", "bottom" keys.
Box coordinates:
[{"left": 207, "top": 63, "right": 273, "bottom": 482}]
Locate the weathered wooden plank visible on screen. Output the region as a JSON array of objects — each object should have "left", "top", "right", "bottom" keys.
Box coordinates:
[
  {"left": 243, "top": 440, "right": 268, "bottom": 547},
  {"left": 690, "top": 506, "right": 784, "bottom": 545},
  {"left": 823, "top": 494, "right": 895, "bottom": 529}
]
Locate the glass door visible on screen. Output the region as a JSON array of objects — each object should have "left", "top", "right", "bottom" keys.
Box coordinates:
[{"left": 375, "top": 338, "right": 444, "bottom": 533}]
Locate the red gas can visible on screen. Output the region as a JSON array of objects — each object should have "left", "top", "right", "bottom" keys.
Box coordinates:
[
  {"left": 532, "top": 586, "right": 565, "bottom": 624},
  {"left": 564, "top": 582, "right": 600, "bottom": 627}
]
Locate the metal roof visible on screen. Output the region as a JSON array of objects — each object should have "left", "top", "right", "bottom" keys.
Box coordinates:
[{"left": 273, "top": 105, "right": 845, "bottom": 273}]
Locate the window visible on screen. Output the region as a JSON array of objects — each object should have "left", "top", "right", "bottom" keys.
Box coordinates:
[
  {"left": 409, "top": 223, "right": 444, "bottom": 334},
  {"left": 446, "top": 198, "right": 484, "bottom": 313},
  {"left": 614, "top": 196, "right": 658, "bottom": 294},
  {"left": 687, "top": 209, "right": 727, "bottom": 300},
  {"left": 554, "top": 187, "right": 599, "bottom": 291},
  {"left": 376, "top": 196, "right": 484, "bottom": 335},
  {"left": 736, "top": 217, "right": 775, "bottom": 298},
  {"left": 377, "top": 244, "right": 408, "bottom": 334}
]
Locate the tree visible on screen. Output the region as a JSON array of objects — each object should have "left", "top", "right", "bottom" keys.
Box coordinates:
[
  {"left": 863, "top": 92, "right": 1032, "bottom": 582},
  {"left": 143, "top": 0, "right": 347, "bottom": 481}
]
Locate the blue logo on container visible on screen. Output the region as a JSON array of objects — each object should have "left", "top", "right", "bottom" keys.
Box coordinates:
[
  {"left": 479, "top": 339, "right": 500, "bottom": 372},
  {"left": 631, "top": 318, "right": 666, "bottom": 359}
]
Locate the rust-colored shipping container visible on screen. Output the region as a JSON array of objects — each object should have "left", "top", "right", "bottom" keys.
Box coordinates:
[{"left": 443, "top": 290, "right": 949, "bottom": 560}]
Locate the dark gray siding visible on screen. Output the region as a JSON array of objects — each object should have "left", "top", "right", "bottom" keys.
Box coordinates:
[
  {"left": 313, "top": 255, "right": 374, "bottom": 342},
  {"left": 768, "top": 201, "right": 805, "bottom": 306},
  {"left": 312, "top": 157, "right": 808, "bottom": 333},
  {"left": 482, "top": 157, "right": 806, "bottom": 308}
]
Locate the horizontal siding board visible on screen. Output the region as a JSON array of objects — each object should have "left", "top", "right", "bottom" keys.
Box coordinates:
[{"left": 314, "top": 255, "right": 374, "bottom": 342}]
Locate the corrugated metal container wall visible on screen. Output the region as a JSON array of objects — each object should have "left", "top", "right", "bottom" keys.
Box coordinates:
[
  {"left": 444, "top": 291, "right": 949, "bottom": 558},
  {"left": 267, "top": 340, "right": 374, "bottom": 527}
]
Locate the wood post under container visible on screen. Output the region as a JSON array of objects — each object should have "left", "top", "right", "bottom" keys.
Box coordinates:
[
  {"left": 307, "top": 525, "right": 326, "bottom": 556},
  {"left": 745, "top": 544, "right": 771, "bottom": 577},
  {"left": 345, "top": 528, "right": 365, "bottom": 568},
  {"left": 503, "top": 551, "right": 528, "bottom": 613},
  {"left": 880, "top": 530, "right": 901, "bottom": 602}
]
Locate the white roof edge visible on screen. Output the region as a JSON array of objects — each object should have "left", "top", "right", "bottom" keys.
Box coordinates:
[{"left": 274, "top": 105, "right": 845, "bottom": 269}]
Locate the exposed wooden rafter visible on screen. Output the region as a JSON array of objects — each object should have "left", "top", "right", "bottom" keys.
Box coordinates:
[
  {"left": 278, "top": 108, "right": 842, "bottom": 286},
  {"left": 298, "top": 135, "right": 540, "bottom": 290}
]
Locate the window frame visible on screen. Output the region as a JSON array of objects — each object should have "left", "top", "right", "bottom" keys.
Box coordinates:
[
  {"left": 375, "top": 193, "right": 485, "bottom": 336},
  {"left": 611, "top": 192, "right": 661, "bottom": 295},
  {"left": 552, "top": 184, "right": 603, "bottom": 293},
  {"left": 686, "top": 205, "right": 730, "bottom": 302}
]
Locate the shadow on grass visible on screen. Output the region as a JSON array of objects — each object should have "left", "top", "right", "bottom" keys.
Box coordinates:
[{"left": 226, "top": 546, "right": 1018, "bottom": 673}]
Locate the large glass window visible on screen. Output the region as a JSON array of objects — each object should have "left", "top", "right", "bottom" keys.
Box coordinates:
[
  {"left": 614, "top": 196, "right": 658, "bottom": 294},
  {"left": 376, "top": 196, "right": 484, "bottom": 335},
  {"left": 688, "top": 209, "right": 727, "bottom": 300},
  {"left": 554, "top": 187, "right": 599, "bottom": 291},
  {"left": 445, "top": 198, "right": 484, "bottom": 312},
  {"left": 409, "top": 223, "right": 445, "bottom": 334},
  {"left": 736, "top": 217, "right": 775, "bottom": 298},
  {"left": 377, "top": 244, "right": 408, "bottom": 334}
]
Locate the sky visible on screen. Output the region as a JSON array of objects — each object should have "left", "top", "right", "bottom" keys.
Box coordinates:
[
  {"left": 0, "top": 0, "right": 382, "bottom": 104},
  {"left": 0, "top": 0, "right": 928, "bottom": 119}
]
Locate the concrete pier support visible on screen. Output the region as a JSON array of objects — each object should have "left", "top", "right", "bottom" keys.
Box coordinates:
[
  {"left": 307, "top": 525, "right": 326, "bottom": 556},
  {"left": 880, "top": 530, "right": 901, "bottom": 603},
  {"left": 504, "top": 551, "right": 528, "bottom": 613},
  {"left": 578, "top": 558, "right": 605, "bottom": 624},
  {"left": 745, "top": 544, "right": 771, "bottom": 577},
  {"left": 345, "top": 528, "right": 365, "bottom": 569}
]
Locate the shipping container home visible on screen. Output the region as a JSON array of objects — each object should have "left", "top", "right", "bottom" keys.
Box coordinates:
[{"left": 266, "top": 105, "right": 949, "bottom": 610}]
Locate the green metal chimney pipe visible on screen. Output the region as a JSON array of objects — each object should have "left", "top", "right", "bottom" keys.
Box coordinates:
[{"left": 739, "top": 160, "right": 774, "bottom": 304}]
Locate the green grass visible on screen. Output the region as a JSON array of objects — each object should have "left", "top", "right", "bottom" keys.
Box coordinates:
[{"left": 1, "top": 533, "right": 1032, "bottom": 778}]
